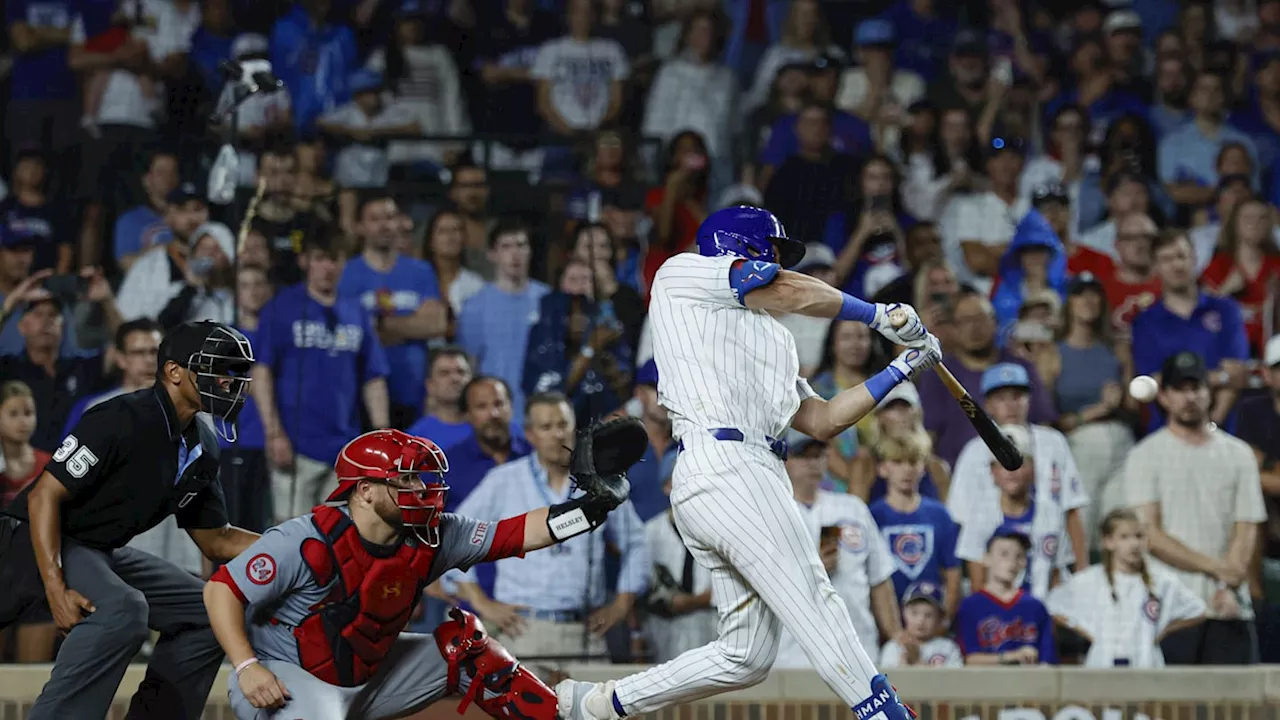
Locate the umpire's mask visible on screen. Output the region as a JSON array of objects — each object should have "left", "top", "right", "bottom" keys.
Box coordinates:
[{"left": 163, "top": 321, "right": 255, "bottom": 442}]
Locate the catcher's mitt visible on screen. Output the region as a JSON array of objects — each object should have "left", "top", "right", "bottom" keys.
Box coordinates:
[{"left": 569, "top": 416, "right": 648, "bottom": 510}]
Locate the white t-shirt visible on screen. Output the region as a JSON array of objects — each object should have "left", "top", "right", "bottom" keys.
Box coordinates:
[
  {"left": 949, "top": 424, "right": 1089, "bottom": 527},
  {"left": 1047, "top": 565, "right": 1206, "bottom": 667},
  {"left": 367, "top": 44, "right": 470, "bottom": 164},
  {"left": 941, "top": 191, "right": 1030, "bottom": 294},
  {"left": 774, "top": 491, "right": 894, "bottom": 668},
  {"left": 643, "top": 512, "right": 718, "bottom": 663},
  {"left": 954, "top": 492, "right": 1075, "bottom": 600},
  {"left": 321, "top": 99, "right": 420, "bottom": 188},
  {"left": 879, "top": 636, "right": 964, "bottom": 668},
  {"left": 649, "top": 253, "right": 816, "bottom": 440},
  {"left": 532, "top": 36, "right": 629, "bottom": 130}
]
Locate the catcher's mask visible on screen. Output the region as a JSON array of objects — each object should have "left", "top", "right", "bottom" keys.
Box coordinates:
[
  {"left": 330, "top": 429, "right": 450, "bottom": 547},
  {"left": 160, "top": 321, "right": 254, "bottom": 442}
]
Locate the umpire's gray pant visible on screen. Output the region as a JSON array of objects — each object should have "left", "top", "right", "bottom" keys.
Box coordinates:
[{"left": 29, "top": 539, "right": 223, "bottom": 719}]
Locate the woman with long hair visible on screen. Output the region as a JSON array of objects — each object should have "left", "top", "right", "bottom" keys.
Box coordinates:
[
  {"left": 422, "top": 207, "right": 484, "bottom": 318},
  {"left": 1020, "top": 104, "right": 1089, "bottom": 224},
  {"left": 1201, "top": 197, "right": 1280, "bottom": 354},
  {"left": 744, "top": 0, "right": 842, "bottom": 113},
  {"left": 832, "top": 154, "right": 914, "bottom": 299},
  {"left": 0, "top": 380, "right": 55, "bottom": 662},
  {"left": 1047, "top": 509, "right": 1206, "bottom": 667},
  {"left": 811, "top": 320, "right": 881, "bottom": 494},
  {"left": 643, "top": 10, "right": 736, "bottom": 165},
  {"left": 643, "top": 131, "right": 710, "bottom": 295},
  {"left": 902, "top": 106, "right": 984, "bottom": 221}
]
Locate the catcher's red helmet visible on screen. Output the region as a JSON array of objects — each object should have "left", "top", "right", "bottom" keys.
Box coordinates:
[{"left": 330, "top": 429, "right": 450, "bottom": 546}]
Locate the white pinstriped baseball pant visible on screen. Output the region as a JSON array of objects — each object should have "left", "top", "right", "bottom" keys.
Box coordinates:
[{"left": 614, "top": 440, "right": 879, "bottom": 713}]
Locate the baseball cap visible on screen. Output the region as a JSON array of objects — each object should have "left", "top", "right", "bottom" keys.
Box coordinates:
[
  {"left": 636, "top": 358, "right": 659, "bottom": 388},
  {"left": 1010, "top": 320, "right": 1053, "bottom": 344},
  {"left": 1102, "top": 10, "right": 1141, "bottom": 35},
  {"left": 855, "top": 19, "right": 895, "bottom": 48},
  {"left": 1266, "top": 334, "right": 1280, "bottom": 368},
  {"left": 994, "top": 423, "right": 1034, "bottom": 460},
  {"left": 0, "top": 222, "right": 36, "bottom": 251},
  {"left": 809, "top": 52, "right": 844, "bottom": 73},
  {"left": 1160, "top": 351, "right": 1207, "bottom": 388},
  {"left": 395, "top": 0, "right": 430, "bottom": 17},
  {"left": 902, "top": 581, "right": 944, "bottom": 609},
  {"left": 1031, "top": 182, "right": 1069, "bottom": 208},
  {"left": 784, "top": 429, "right": 826, "bottom": 456},
  {"left": 348, "top": 69, "right": 385, "bottom": 95},
  {"left": 1020, "top": 287, "right": 1062, "bottom": 316},
  {"left": 22, "top": 294, "right": 64, "bottom": 315},
  {"left": 987, "top": 135, "right": 1028, "bottom": 158},
  {"left": 794, "top": 243, "right": 837, "bottom": 274},
  {"left": 987, "top": 524, "right": 1033, "bottom": 551},
  {"left": 231, "top": 33, "right": 269, "bottom": 59},
  {"left": 981, "top": 363, "right": 1031, "bottom": 396},
  {"left": 166, "top": 181, "right": 206, "bottom": 206},
  {"left": 714, "top": 183, "right": 764, "bottom": 212},
  {"left": 1067, "top": 271, "right": 1104, "bottom": 295},
  {"left": 953, "top": 28, "right": 988, "bottom": 56},
  {"left": 876, "top": 381, "right": 921, "bottom": 412}
]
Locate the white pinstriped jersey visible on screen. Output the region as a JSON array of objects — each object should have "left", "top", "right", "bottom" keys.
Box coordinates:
[{"left": 649, "top": 253, "right": 817, "bottom": 440}]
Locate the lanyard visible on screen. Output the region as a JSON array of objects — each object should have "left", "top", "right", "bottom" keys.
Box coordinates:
[{"left": 528, "top": 455, "right": 561, "bottom": 506}]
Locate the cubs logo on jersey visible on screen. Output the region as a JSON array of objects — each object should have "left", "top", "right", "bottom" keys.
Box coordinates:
[
  {"left": 840, "top": 522, "right": 866, "bottom": 553},
  {"left": 886, "top": 525, "right": 935, "bottom": 581},
  {"left": 1143, "top": 595, "right": 1161, "bottom": 623}
]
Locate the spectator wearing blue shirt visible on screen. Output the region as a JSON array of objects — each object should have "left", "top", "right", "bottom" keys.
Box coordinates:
[
  {"left": 0, "top": 150, "right": 72, "bottom": 274},
  {"left": 870, "top": 431, "right": 962, "bottom": 623},
  {"left": 1044, "top": 36, "right": 1149, "bottom": 146},
  {"left": 218, "top": 263, "right": 274, "bottom": 532},
  {"left": 625, "top": 359, "right": 676, "bottom": 522},
  {"left": 1158, "top": 71, "right": 1260, "bottom": 210},
  {"left": 406, "top": 346, "right": 475, "bottom": 452},
  {"left": 270, "top": 0, "right": 359, "bottom": 132},
  {"left": 954, "top": 529, "right": 1058, "bottom": 665},
  {"left": 187, "top": 0, "right": 236, "bottom": 98},
  {"left": 1231, "top": 54, "right": 1280, "bottom": 189},
  {"left": 113, "top": 151, "right": 179, "bottom": 273},
  {"left": 456, "top": 219, "right": 550, "bottom": 418},
  {"left": 1149, "top": 54, "right": 1191, "bottom": 140},
  {"left": 5, "top": 0, "right": 78, "bottom": 156},
  {"left": 447, "top": 392, "right": 648, "bottom": 676},
  {"left": 339, "top": 194, "right": 447, "bottom": 427},
  {"left": 251, "top": 232, "right": 391, "bottom": 523},
  {"left": 442, "top": 376, "right": 531, "bottom": 511},
  {"left": 878, "top": 0, "right": 956, "bottom": 81},
  {"left": 61, "top": 318, "right": 162, "bottom": 437},
  {"left": 1131, "top": 230, "right": 1249, "bottom": 431}
]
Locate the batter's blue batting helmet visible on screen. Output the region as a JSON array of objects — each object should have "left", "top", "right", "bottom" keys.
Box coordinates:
[{"left": 696, "top": 206, "right": 807, "bottom": 268}]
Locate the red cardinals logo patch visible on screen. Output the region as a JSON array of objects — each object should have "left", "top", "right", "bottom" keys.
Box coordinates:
[{"left": 246, "top": 553, "right": 277, "bottom": 585}]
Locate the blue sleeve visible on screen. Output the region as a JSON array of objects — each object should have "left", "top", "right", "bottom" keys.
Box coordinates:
[
  {"left": 113, "top": 212, "right": 142, "bottom": 260},
  {"left": 254, "top": 298, "right": 279, "bottom": 369},
  {"left": 728, "top": 258, "right": 782, "bottom": 306},
  {"left": 337, "top": 262, "right": 364, "bottom": 300},
  {"left": 361, "top": 311, "right": 390, "bottom": 382},
  {"left": 1129, "top": 311, "right": 1160, "bottom": 376},
  {"left": 938, "top": 510, "right": 960, "bottom": 569},
  {"left": 456, "top": 295, "right": 481, "bottom": 361},
  {"left": 1157, "top": 136, "right": 1178, "bottom": 185},
  {"left": 1218, "top": 300, "right": 1250, "bottom": 361},
  {"left": 1037, "top": 603, "right": 1059, "bottom": 664},
  {"left": 419, "top": 262, "right": 441, "bottom": 301},
  {"left": 955, "top": 600, "right": 980, "bottom": 655},
  {"left": 759, "top": 116, "right": 794, "bottom": 167}
]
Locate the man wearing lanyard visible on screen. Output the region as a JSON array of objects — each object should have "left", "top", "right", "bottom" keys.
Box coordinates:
[
  {"left": 447, "top": 392, "right": 649, "bottom": 680},
  {"left": 442, "top": 376, "right": 532, "bottom": 510}
]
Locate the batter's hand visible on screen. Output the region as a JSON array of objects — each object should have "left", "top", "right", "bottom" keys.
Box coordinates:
[
  {"left": 870, "top": 303, "right": 928, "bottom": 348},
  {"left": 239, "top": 663, "right": 292, "bottom": 710},
  {"left": 888, "top": 333, "right": 942, "bottom": 380},
  {"left": 47, "top": 586, "right": 95, "bottom": 633}
]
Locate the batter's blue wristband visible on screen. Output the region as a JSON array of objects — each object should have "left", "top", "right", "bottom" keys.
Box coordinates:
[
  {"left": 837, "top": 293, "right": 877, "bottom": 325},
  {"left": 866, "top": 366, "right": 907, "bottom": 403}
]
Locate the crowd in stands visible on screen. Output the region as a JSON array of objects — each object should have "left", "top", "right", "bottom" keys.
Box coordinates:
[{"left": 0, "top": 0, "right": 1279, "bottom": 678}]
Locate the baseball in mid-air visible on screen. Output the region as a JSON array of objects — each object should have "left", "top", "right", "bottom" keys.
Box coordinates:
[{"left": 1129, "top": 375, "right": 1158, "bottom": 402}]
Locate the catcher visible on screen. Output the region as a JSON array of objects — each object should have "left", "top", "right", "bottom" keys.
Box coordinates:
[{"left": 204, "top": 421, "right": 645, "bottom": 720}]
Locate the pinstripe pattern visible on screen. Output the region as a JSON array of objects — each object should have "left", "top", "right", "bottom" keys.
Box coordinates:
[{"left": 612, "top": 254, "right": 880, "bottom": 714}]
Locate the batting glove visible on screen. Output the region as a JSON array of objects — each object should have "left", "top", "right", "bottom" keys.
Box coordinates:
[
  {"left": 888, "top": 333, "right": 942, "bottom": 380},
  {"left": 870, "top": 303, "right": 929, "bottom": 348}
]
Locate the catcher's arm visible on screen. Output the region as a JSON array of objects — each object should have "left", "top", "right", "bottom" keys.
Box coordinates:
[{"left": 546, "top": 416, "right": 649, "bottom": 543}]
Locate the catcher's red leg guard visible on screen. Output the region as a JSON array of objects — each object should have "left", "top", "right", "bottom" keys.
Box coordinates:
[{"left": 433, "top": 608, "right": 558, "bottom": 720}]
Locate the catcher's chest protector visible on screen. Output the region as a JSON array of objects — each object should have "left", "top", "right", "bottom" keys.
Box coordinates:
[
  {"left": 433, "top": 608, "right": 559, "bottom": 720},
  {"left": 294, "top": 505, "right": 437, "bottom": 687}
]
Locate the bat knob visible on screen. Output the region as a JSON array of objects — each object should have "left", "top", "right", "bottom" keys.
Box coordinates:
[{"left": 888, "top": 308, "right": 908, "bottom": 329}]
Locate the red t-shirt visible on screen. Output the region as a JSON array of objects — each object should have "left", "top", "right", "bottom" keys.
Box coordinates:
[
  {"left": 1101, "top": 273, "right": 1162, "bottom": 340},
  {"left": 1066, "top": 245, "right": 1117, "bottom": 279},
  {"left": 643, "top": 187, "right": 703, "bottom": 299},
  {"left": 1200, "top": 253, "right": 1280, "bottom": 354},
  {"left": 1, "top": 449, "right": 51, "bottom": 508}
]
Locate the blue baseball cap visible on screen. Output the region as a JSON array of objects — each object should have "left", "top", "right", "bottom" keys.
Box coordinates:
[
  {"left": 636, "top": 358, "right": 659, "bottom": 388},
  {"left": 0, "top": 222, "right": 35, "bottom": 250},
  {"left": 981, "top": 363, "right": 1031, "bottom": 396},
  {"left": 348, "top": 69, "right": 385, "bottom": 95},
  {"left": 902, "top": 581, "right": 944, "bottom": 609},
  {"left": 855, "top": 19, "right": 895, "bottom": 47},
  {"left": 166, "top": 181, "right": 205, "bottom": 206}
]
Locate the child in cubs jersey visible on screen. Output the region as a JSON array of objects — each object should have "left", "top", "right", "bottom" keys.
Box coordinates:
[
  {"left": 955, "top": 425, "right": 1073, "bottom": 599},
  {"left": 870, "top": 432, "right": 961, "bottom": 622},
  {"left": 955, "top": 530, "right": 1057, "bottom": 665},
  {"left": 1047, "top": 509, "right": 1206, "bottom": 667},
  {"left": 879, "top": 583, "right": 962, "bottom": 668}
]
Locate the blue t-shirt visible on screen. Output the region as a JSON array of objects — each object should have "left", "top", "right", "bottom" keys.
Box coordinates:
[
  {"left": 188, "top": 27, "right": 235, "bottom": 96},
  {"left": 441, "top": 434, "right": 532, "bottom": 511},
  {"left": 405, "top": 414, "right": 474, "bottom": 451},
  {"left": 456, "top": 281, "right": 550, "bottom": 418},
  {"left": 255, "top": 284, "right": 389, "bottom": 464},
  {"left": 6, "top": 0, "right": 76, "bottom": 100},
  {"left": 113, "top": 205, "right": 172, "bottom": 261},
  {"left": 1, "top": 198, "right": 70, "bottom": 272},
  {"left": 270, "top": 5, "right": 358, "bottom": 131},
  {"left": 879, "top": 0, "right": 956, "bottom": 81},
  {"left": 338, "top": 255, "right": 440, "bottom": 408},
  {"left": 869, "top": 496, "right": 959, "bottom": 602},
  {"left": 956, "top": 589, "right": 1057, "bottom": 663}
]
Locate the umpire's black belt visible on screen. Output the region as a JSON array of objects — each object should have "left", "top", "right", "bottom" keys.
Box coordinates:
[{"left": 677, "top": 428, "right": 788, "bottom": 461}]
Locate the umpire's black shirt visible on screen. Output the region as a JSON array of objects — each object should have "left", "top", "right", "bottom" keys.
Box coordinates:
[{"left": 3, "top": 385, "right": 229, "bottom": 551}]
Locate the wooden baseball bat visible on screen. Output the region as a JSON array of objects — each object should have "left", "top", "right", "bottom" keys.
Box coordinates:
[{"left": 888, "top": 309, "right": 1024, "bottom": 471}]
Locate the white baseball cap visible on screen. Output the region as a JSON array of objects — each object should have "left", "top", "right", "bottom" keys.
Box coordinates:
[
  {"left": 992, "top": 424, "right": 1033, "bottom": 464},
  {"left": 1266, "top": 334, "right": 1280, "bottom": 368},
  {"left": 876, "top": 382, "right": 921, "bottom": 411}
]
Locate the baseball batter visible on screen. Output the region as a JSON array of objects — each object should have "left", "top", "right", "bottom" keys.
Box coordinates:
[
  {"left": 204, "top": 425, "right": 643, "bottom": 720},
  {"left": 558, "top": 206, "right": 942, "bottom": 720}
]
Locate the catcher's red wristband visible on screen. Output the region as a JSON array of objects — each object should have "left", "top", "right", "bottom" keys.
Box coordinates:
[{"left": 484, "top": 515, "right": 527, "bottom": 562}]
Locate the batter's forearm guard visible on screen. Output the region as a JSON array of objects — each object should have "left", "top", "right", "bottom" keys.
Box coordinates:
[{"left": 434, "top": 608, "right": 558, "bottom": 720}]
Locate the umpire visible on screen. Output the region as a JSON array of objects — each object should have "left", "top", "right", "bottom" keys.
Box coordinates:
[{"left": 0, "top": 320, "right": 262, "bottom": 719}]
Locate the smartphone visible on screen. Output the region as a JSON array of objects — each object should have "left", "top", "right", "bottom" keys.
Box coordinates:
[
  {"left": 868, "top": 195, "right": 891, "bottom": 212},
  {"left": 820, "top": 526, "right": 842, "bottom": 545},
  {"left": 43, "top": 274, "right": 83, "bottom": 301},
  {"left": 993, "top": 57, "right": 1014, "bottom": 87}
]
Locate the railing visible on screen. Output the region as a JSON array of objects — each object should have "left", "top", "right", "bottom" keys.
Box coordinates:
[{"left": 0, "top": 666, "right": 1277, "bottom": 720}]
